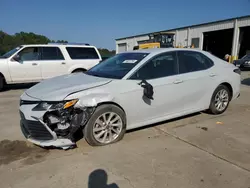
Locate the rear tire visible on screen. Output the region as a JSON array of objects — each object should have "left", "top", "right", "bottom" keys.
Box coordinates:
[
  {"left": 84, "top": 104, "right": 126, "bottom": 146},
  {"left": 209, "top": 85, "right": 230, "bottom": 115},
  {"left": 72, "top": 69, "right": 86, "bottom": 73}
]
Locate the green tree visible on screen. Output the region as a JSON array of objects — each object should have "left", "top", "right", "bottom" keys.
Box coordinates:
[{"left": 0, "top": 31, "right": 116, "bottom": 56}]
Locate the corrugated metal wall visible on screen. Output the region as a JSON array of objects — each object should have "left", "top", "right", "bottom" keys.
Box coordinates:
[
  {"left": 238, "top": 17, "right": 250, "bottom": 27},
  {"left": 115, "top": 35, "right": 149, "bottom": 53},
  {"left": 175, "top": 29, "right": 188, "bottom": 47},
  {"left": 116, "top": 16, "right": 250, "bottom": 53}
]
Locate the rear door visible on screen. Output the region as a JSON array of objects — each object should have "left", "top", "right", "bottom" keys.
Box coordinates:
[
  {"left": 8, "top": 46, "right": 42, "bottom": 82},
  {"left": 40, "top": 47, "right": 68, "bottom": 79},
  {"left": 175, "top": 50, "right": 216, "bottom": 111}
]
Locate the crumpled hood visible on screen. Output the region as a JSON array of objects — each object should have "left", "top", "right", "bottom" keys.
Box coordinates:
[{"left": 25, "top": 73, "right": 112, "bottom": 101}]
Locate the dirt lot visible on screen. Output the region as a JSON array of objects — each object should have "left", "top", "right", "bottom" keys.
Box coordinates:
[{"left": 0, "top": 71, "right": 250, "bottom": 188}]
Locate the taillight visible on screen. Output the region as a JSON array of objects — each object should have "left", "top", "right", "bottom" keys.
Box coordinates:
[{"left": 233, "top": 68, "right": 241, "bottom": 75}]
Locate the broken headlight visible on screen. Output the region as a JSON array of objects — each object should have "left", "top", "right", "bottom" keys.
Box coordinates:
[{"left": 32, "top": 99, "right": 78, "bottom": 111}]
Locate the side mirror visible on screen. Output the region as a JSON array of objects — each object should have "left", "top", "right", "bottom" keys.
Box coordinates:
[
  {"left": 138, "top": 80, "right": 154, "bottom": 99},
  {"left": 12, "top": 54, "right": 21, "bottom": 62}
]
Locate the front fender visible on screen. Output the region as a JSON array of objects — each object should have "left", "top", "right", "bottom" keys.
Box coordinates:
[
  {"left": 65, "top": 90, "right": 116, "bottom": 108},
  {"left": 0, "top": 60, "right": 12, "bottom": 83}
]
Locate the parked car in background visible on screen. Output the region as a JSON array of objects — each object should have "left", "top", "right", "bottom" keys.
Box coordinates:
[
  {"left": 0, "top": 43, "right": 102, "bottom": 91},
  {"left": 233, "top": 54, "right": 250, "bottom": 69},
  {"left": 19, "top": 48, "right": 241, "bottom": 149}
]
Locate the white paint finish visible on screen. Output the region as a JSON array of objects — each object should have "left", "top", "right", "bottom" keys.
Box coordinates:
[
  {"left": 175, "top": 29, "right": 188, "bottom": 47},
  {"left": 175, "top": 30, "right": 178, "bottom": 46},
  {"left": 40, "top": 60, "right": 69, "bottom": 79},
  {"left": 117, "top": 43, "right": 127, "bottom": 53},
  {"left": 8, "top": 59, "right": 42, "bottom": 82},
  {"left": 135, "top": 35, "right": 149, "bottom": 42},
  {"left": 187, "top": 28, "right": 191, "bottom": 47},
  {"left": 111, "top": 76, "right": 193, "bottom": 126},
  {"left": 0, "top": 44, "right": 101, "bottom": 84},
  {"left": 231, "top": 19, "right": 240, "bottom": 57},
  {"left": 238, "top": 17, "right": 250, "bottom": 28},
  {"left": 20, "top": 48, "right": 241, "bottom": 148},
  {"left": 24, "top": 73, "right": 112, "bottom": 101}
]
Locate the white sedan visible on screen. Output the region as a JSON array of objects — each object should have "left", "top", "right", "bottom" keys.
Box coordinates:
[{"left": 19, "top": 48, "right": 241, "bottom": 149}]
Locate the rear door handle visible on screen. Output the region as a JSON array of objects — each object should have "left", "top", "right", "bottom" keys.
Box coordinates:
[
  {"left": 173, "top": 79, "right": 183, "bottom": 84},
  {"left": 61, "top": 62, "right": 66, "bottom": 65},
  {"left": 32, "top": 63, "right": 37, "bottom": 66},
  {"left": 209, "top": 73, "right": 217, "bottom": 77}
]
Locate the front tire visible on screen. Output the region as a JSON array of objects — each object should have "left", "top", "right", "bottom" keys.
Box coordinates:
[
  {"left": 209, "top": 85, "right": 230, "bottom": 114},
  {"left": 0, "top": 76, "right": 5, "bottom": 91},
  {"left": 84, "top": 104, "right": 126, "bottom": 146}
]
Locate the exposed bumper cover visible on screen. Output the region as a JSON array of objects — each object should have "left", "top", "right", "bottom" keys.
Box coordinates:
[{"left": 27, "top": 138, "right": 75, "bottom": 150}]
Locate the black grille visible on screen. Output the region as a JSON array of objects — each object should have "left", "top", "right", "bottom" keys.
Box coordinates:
[
  {"left": 20, "top": 100, "right": 39, "bottom": 106},
  {"left": 20, "top": 111, "right": 53, "bottom": 141}
]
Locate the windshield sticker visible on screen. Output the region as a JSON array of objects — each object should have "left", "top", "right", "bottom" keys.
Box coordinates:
[{"left": 122, "top": 60, "right": 137, "bottom": 64}]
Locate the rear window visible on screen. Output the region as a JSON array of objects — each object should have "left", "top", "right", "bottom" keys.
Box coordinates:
[{"left": 66, "top": 47, "right": 99, "bottom": 60}]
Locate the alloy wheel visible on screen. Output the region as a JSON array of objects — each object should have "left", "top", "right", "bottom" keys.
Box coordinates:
[
  {"left": 93, "top": 112, "right": 123, "bottom": 144},
  {"left": 214, "top": 89, "right": 229, "bottom": 112}
]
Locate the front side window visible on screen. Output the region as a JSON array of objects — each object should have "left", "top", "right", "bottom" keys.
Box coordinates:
[
  {"left": 86, "top": 52, "right": 148, "bottom": 79},
  {"left": 18, "top": 47, "right": 39, "bottom": 61},
  {"left": 66, "top": 47, "right": 99, "bottom": 59},
  {"left": 178, "top": 51, "right": 213, "bottom": 74},
  {"left": 130, "top": 52, "right": 178, "bottom": 80},
  {"left": 41, "top": 47, "right": 64, "bottom": 60}
]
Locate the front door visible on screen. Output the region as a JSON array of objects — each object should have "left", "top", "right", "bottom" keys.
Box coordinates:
[
  {"left": 119, "top": 51, "right": 187, "bottom": 127},
  {"left": 8, "top": 47, "right": 42, "bottom": 83}
]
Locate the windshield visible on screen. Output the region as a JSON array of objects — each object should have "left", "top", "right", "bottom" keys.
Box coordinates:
[
  {"left": 86, "top": 52, "right": 149, "bottom": 79},
  {"left": 0, "top": 46, "right": 22, "bottom": 58},
  {"left": 242, "top": 54, "right": 250, "bottom": 60}
]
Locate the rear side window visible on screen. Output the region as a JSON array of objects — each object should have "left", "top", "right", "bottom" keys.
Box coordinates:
[
  {"left": 41, "top": 47, "right": 64, "bottom": 60},
  {"left": 66, "top": 47, "right": 99, "bottom": 59},
  {"left": 178, "top": 51, "right": 214, "bottom": 74}
]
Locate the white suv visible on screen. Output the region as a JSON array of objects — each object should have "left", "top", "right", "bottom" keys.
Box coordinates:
[{"left": 0, "top": 43, "right": 102, "bottom": 90}]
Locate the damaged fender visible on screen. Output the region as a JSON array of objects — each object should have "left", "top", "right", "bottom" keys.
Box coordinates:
[{"left": 67, "top": 91, "right": 115, "bottom": 108}]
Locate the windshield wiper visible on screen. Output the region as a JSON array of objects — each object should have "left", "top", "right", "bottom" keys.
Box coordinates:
[{"left": 86, "top": 72, "right": 101, "bottom": 77}]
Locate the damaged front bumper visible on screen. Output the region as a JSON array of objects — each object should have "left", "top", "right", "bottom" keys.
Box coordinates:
[
  {"left": 19, "top": 97, "right": 94, "bottom": 150},
  {"left": 20, "top": 113, "right": 76, "bottom": 149}
]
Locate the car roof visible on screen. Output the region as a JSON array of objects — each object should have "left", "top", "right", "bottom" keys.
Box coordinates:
[
  {"left": 120, "top": 48, "right": 206, "bottom": 55},
  {"left": 20, "top": 44, "right": 97, "bottom": 48}
]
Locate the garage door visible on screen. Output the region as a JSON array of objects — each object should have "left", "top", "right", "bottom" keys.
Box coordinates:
[{"left": 118, "top": 43, "right": 127, "bottom": 53}]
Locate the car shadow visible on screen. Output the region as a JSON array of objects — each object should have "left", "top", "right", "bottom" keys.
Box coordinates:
[
  {"left": 241, "top": 78, "right": 250, "bottom": 86},
  {"left": 126, "top": 112, "right": 202, "bottom": 134},
  {"left": 88, "top": 169, "right": 119, "bottom": 188}
]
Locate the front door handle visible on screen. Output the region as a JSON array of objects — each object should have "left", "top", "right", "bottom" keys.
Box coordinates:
[
  {"left": 173, "top": 79, "right": 183, "bottom": 84},
  {"left": 32, "top": 63, "right": 37, "bottom": 66}
]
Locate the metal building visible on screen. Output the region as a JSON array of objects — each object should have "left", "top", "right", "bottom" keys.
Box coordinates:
[{"left": 115, "top": 15, "right": 250, "bottom": 61}]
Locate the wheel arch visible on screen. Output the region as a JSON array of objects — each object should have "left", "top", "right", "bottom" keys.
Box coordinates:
[
  {"left": 219, "top": 82, "right": 233, "bottom": 100},
  {"left": 0, "top": 72, "right": 6, "bottom": 84},
  {"left": 71, "top": 68, "right": 87, "bottom": 73},
  {"left": 97, "top": 101, "right": 127, "bottom": 117}
]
